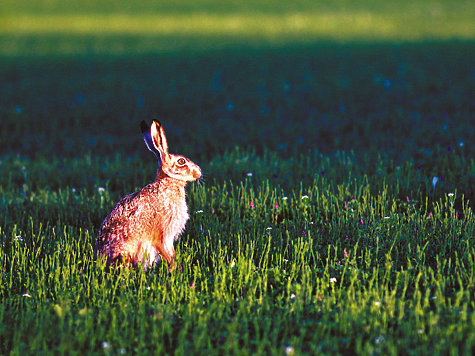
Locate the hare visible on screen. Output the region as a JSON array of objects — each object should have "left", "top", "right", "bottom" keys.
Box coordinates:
[{"left": 93, "top": 120, "right": 201, "bottom": 271}]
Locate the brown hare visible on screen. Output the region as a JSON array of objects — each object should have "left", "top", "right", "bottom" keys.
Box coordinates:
[{"left": 93, "top": 120, "right": 201, "bottom": 271}]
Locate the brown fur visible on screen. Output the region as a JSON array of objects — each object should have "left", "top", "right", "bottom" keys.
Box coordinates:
[{"left": 93, "top": 121, "right": 201, "bottom": 270}]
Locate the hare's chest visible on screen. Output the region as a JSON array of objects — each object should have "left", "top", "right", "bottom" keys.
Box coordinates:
[{"left": 160, "top": 189, "right": 189, "bottom": 240}]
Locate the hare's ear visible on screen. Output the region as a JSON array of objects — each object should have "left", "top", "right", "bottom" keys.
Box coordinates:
[
  {"left": 150, "top": 120, "right": 171, "bottom": 163},
  {"left": 141, "top": 120, "right": 161, "bottom": 163}
]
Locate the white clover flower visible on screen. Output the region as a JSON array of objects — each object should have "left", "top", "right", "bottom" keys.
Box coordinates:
[
  {"left": 98, "top": 187, "right": 105, "bottom": 193},
  {"left": 448, "top": 193, "right": 454, "bottom": 197},
  {"left": 284, "top": 346, "right": 294, "bottom": 355},
  {"left": 282, "top": 197, "right": 288, "bottom": 200},
  {"left": 301, "top": 195, "right": 309, "bottom": 199},
  {"left": 330, "top": 277, "right": 337, "bottom": 283}
]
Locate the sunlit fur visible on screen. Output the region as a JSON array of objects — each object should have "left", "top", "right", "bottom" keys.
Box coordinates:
[{"left": 93, "top": 121, "right": 201, "bottom": 271}]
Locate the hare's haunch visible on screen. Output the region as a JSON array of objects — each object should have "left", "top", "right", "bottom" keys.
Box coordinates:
[{"left": 93, "top": 120, "right": 201, "bottom": 270}]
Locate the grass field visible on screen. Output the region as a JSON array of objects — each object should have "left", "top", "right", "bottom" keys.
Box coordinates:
[{"left": 2, "top": 1, "right": 475, "bottom": 355}]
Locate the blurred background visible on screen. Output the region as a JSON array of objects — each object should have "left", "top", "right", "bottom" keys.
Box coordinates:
[{"left": 1, "top": 0, "right": 475, "bottom": 162}]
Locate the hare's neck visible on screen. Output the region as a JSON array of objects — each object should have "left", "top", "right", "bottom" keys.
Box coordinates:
[{"left": 154, "top": 170, "right": 187, "bottom": 190}]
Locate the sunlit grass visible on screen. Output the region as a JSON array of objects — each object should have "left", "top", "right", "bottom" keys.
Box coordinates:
[{"left": 0, "top": 2, "right": 474, "bottom": 55}]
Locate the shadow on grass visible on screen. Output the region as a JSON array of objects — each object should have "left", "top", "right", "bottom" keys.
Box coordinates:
[{"left": 1, "top": 36, "right": 474, "bottom": 163}]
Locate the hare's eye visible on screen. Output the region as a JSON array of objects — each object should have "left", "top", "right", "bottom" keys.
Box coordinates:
[{"left": 177, "top": 158, "right": 186, "bottom": 166}]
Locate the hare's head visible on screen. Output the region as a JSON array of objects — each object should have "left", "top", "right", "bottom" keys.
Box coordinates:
[{"left": 141, "top": 120, "right": 201, "bottom": 182}]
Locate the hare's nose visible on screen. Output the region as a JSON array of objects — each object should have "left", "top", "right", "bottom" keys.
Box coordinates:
[{"left": 192, "top": 168, "right": 202, "bottom": 179}]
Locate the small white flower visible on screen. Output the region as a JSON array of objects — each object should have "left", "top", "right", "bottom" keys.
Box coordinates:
[
  {"left": 145, "top": 286, "right": 151, "bottom": 290},
  {"left": 374, "top": 301, "right": 381, "bottom": 307},
  {"left": 117, "top": 348, "right": 127, "bottom": 354},
  {"left": 22, "top": 293, "right": 32, "bottom": 298},
  {"left": 301, "top": 195, "right": 309, "bottom": 199},
  {"left": 383, "top": 216, "right": 390, "bottom": 219},
  {"left": 459, "top": 141, "right": 465, "bottom": 147},
  {"left": 418, "top": 329, "right": 424, "bottom": 334},
  {"left": 15, "top": 235, "right": 24, "bottom": 242},
  {"left": 290, "top": 293, "right": 296, "bottom": 301},
  {"left": 284, "top": 346, "right": 294, "bottom": 355},
  {"left": 195, "top": 210, "right": 203, "bottom": 214},
  {"left": 283, "top": 259, "right": 289, "bottom": 262},
  {"left": 309, "top": 222, "right": 314, "bottom": 224},
  {"left": 266, "top": 227, "right": 272, "bottom": 230},
  {"left": 72, "top": 188, "right": 76, "bottom": 192},
  {"left": 230, "top": 260, "right": 236, "bottom": 268},
  {"left": 102, "top": 341, "right": 111, "bottom": 350},
  {"left": 282, "top": 197, "right": 288, "bottom": 200},
  {"left": 98, "top": 187, "right": 105, "bottom": 193},
  {"left": 432, "top": 176, "right": 439, "bottom": 190},
  {"left": 374, "top": 336, "right": 385, "bottom": 344},
  {"left": 330, "top": 277, "right": 337, "bottom": 283},
  {"left": 247, "top": 172, "right": 253, "bottom": 177},
  {"left": 448, "top": 193, "right": 454, "bottom": 197}
]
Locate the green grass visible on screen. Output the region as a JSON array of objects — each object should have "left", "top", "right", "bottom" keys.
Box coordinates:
[
  {"left": 2, "top": 0, "right": 475, "bottom": 355},
  {"left": 1, "top": 0, "right": 475, "bottom": 55}
]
